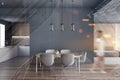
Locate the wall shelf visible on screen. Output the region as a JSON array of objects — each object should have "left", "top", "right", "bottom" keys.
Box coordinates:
[{"left": 12, "top": 36, "right": 30, "bottom": 39}]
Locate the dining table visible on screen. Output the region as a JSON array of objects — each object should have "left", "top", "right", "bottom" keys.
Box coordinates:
[{"left": 35, "top": 53, "right": 82, "bottom": 72}]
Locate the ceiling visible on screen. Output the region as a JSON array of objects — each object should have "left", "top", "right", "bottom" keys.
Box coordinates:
[
  {"left": 0, "top": 0, "right": 107, "bottom": 22},
  {"left": 0, "top": 0, "right": 104, "bottom": 8},
  {"left": 94, "top": 0, "right": 120, "bottom": 23}
]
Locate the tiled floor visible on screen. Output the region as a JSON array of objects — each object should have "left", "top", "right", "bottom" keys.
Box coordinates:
[{"left": 0, "top": 57, "right": 120, "bottom": 80}]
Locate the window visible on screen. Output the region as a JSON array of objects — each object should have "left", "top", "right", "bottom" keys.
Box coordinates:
[
  {"left": 94, "top": 24, "right": 115, "bottom": 50},
  {"left": 115, "top": 24, "right": 120, "bottom": 51},
  {"left": 94, "top": 24, "right": 120, "bottom": 51},
  {"left": 0, "top": 24, "right": 5, "bottom": 48}
]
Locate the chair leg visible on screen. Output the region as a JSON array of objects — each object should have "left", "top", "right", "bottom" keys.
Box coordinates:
[
  {"left": 39, "top": 57, "right": 41, "bottom": 68},
  {"left": 36, "top": 57, "right": 38, "bottom": 72},
  {"left": 78, "top": 57, "right": 80, "bottom": 73},
  {"left": 41, "top": 65, "right": 44, "bottom": 76},
  {"left": 40, "top": 62, "right": 41, "bottom": 68},
  {"left": 52, "top": 64, "right": 55, "bottom": 70},
  {"left": 75, "top": 60, "right": 78, "bottom": 69}
]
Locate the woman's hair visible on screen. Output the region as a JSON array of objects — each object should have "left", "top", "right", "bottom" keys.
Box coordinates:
[
  {"left": 97, "top": 30, "right": 104, "bottom": 38},
  {"left": 97, "top": 30, "right": 103, "bottom": 33}
]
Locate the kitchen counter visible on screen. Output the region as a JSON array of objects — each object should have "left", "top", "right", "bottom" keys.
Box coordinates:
[
  {"left": 0, "top": 46, "right": 18, "bottom": 63},
  {"left": 18, "top": 46, "right": 30, "bottom": 56}
]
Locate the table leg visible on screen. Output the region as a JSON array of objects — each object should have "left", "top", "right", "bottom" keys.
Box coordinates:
[
  {"left": 39, "top": 57, "right": 41, "bottom": 67},
  {"left": 76, "top": 59, "right": 78, "bottom": 68},
  {"left": 40, "top": 61, "right": 41, "bottom": 67},
  {"left": 78, "top": 57, "right": 80, "bottom": 72},
  {"left": 119, "top": 52, "right": 120, "bottom": 57},
  {"left": 36, "top": 57, "right": 38, "bottom": 72}
]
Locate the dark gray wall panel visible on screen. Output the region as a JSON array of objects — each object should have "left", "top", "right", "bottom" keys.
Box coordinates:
[{"left": 30, "top": 8, "right": 94, "bottom": 55}]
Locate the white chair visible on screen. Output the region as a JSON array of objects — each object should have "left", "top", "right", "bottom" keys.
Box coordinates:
[
  {"left": 61, "top": 53, "right": 74, "bottom": 66},
  {"left": 40, "top": 54, "right": 55, "bottom": 73},
  {"left": 41, "top": 53, "right": 55, "bottom": 66},
  {"left": 80, "top": 51, "right": 87, "bottom": 64},
  {"left": 60, "top": 49, "right": 71, "bottom": 54},
  {"left": 45, "top": 49, "right": 55, "bottom": 53}
]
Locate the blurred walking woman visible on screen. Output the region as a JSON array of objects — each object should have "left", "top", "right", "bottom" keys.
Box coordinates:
[{"left": 90, "top": 30, "right": 106, "bottom": 73}]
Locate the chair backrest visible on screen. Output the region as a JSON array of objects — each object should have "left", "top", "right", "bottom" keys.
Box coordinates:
[
  {"left": 60, "top": 49, "right": 71, "bottom": 54},
  {"left": 41, "top": 54, "right": 54, "bottom": 66},
  {"left": 81, "top": 51, "right": 87, "bottom": 63},
  {"left": 45, "top": 49, "right": 55, "bottom": 53},
  {"left": 61, "top": 53, "right": 74, "bottom": 66},
  {"left": 84, "top": 52, "right": 87, "bottom": 62}
]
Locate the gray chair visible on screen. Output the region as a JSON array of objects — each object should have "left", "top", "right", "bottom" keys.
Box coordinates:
[
  {"left": 61, "top": 53, "right": 74, "bottom": 66},
  {"left": 60, "top": 49, "right": 71, "bottom": 54},
  {"left": 80, "top": 51, "right": 87, "bottom": 64},
  {"left": 45, "top": 49, "right": 55, "bottom": 54},
  {"left": 41, "top": 53, "right": 55, "bottom": 66}
]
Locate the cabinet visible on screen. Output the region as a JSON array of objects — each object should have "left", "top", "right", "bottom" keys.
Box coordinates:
[
  {"left": 0, "top": 24, "right": 5, "bottom": 48},
  {"left": 11, "top": 23, "right": 30, "bottom": 45}
]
